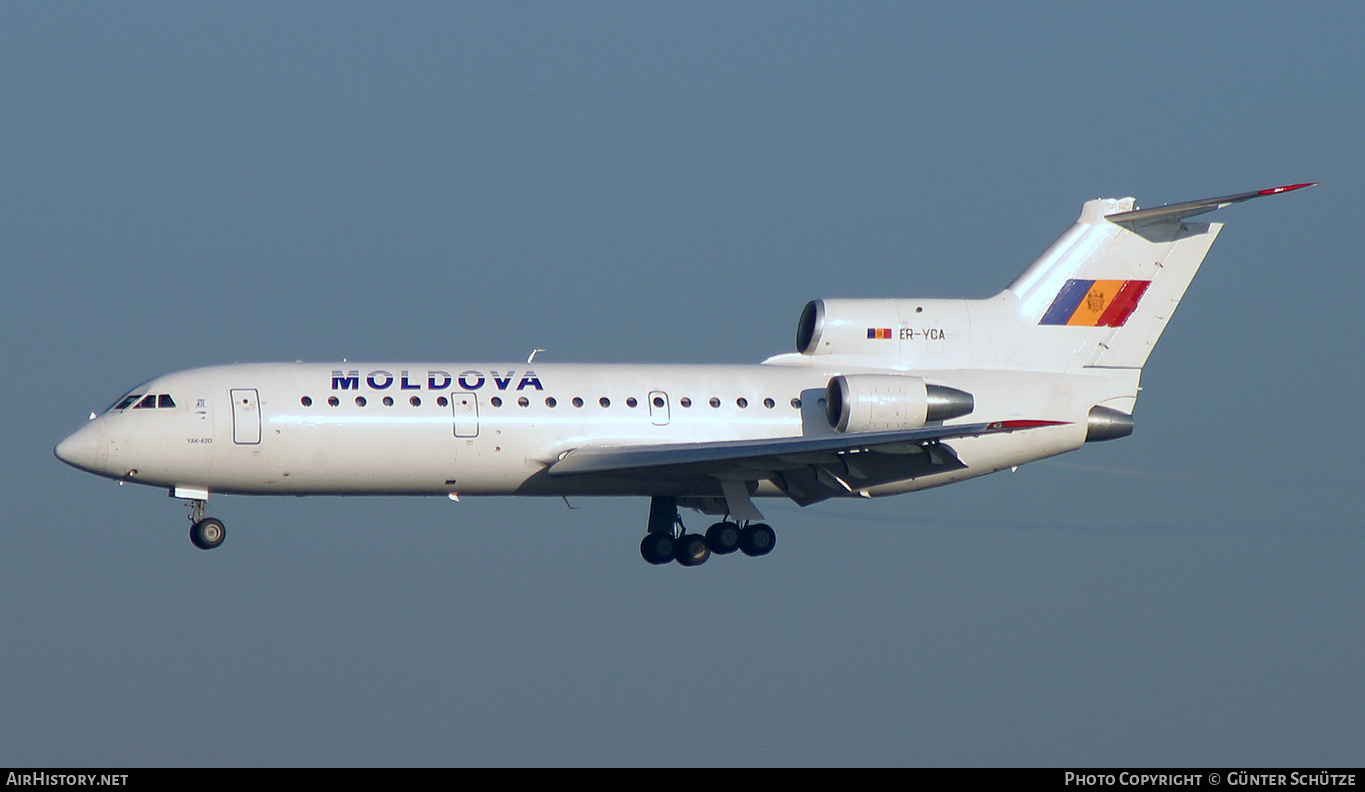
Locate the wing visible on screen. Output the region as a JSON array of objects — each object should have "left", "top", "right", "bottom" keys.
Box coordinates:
[{"left": 547, "top": 419, "right": 1066, "bottom": 506}]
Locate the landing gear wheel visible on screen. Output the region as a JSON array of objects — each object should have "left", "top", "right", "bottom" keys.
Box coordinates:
[
  {"left": 640, "top": 533, "right": 676, "bottom": 565},
  {"left": 190, "top": 518, "right": 226, "bottom": 551},
  {"left": 705, "top": 521, "right": 742, "bottom": 555},
  {"left": 675, "top": 534, "right": 711, "bottom": 567},
  {"left": 740, "top": 523, "right": 775, "bottom": 557}
]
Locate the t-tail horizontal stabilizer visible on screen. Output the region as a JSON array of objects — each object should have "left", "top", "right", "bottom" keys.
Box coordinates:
[{"left": 1105, "top": 182, "right": 1317, "bottom": 231}]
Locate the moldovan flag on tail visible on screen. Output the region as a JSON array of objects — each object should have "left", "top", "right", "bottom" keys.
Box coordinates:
[{"left": 1039, "top": 279, "right": 1151, "bottom": 327}]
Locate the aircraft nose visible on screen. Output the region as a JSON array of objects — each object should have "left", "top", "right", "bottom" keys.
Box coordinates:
[{"left": 55, "top": 419, "right": 109, "bottom": 473}]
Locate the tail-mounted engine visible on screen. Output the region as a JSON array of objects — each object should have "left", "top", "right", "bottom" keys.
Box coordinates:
[
  {"left": 795, "top": 298, "right": 970, "bottom": 361},
  {"left": 798, "top": 299, "right": 907, "bottom": 356},
  {"left": 825, "top": 374, "right": 974, "bottom": 433}
]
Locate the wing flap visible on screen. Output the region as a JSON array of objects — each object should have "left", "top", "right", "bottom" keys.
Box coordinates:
[{"left": 546, "top": 419, "right": 1065, "bottom": 480}]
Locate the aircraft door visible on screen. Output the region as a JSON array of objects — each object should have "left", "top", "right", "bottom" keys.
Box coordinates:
[
  {"left": 648, "top": 390, "right": 670, "bottom": 426},
  {"left": 230, "top": 388, "right": 261, "bottom": 445},
  {"left": 451, "top": 392, "right": 479, "bottom": 438}
]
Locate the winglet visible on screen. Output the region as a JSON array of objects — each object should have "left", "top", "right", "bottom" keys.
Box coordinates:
[{"left": 1105, "top": 182, "right": 1317, "bottom": 229}]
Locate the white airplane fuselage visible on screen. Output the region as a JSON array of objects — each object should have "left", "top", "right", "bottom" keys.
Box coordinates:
[{"left": 56, "top": 360, "right": 1119, "bottom": 500}]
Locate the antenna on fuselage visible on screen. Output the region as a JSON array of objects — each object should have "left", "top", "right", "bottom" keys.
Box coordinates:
[{"left": 527, "top": 349, "right": 546, "bottom": 363}]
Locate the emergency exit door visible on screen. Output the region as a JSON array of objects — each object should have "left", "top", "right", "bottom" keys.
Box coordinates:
[
  {"left": 451, "top": 392, "right": 479, "bottom": 438},
  {"left": 230, "top": 388, "right": 261, "bottom": 445}
]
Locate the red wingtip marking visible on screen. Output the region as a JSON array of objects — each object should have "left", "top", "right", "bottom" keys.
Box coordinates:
[
  {"left": 987, "top": 420, "right": 1069, "bottom": 430},
  {"left": 1259, "top": 182, "right": 1318, "bottom": 195}
]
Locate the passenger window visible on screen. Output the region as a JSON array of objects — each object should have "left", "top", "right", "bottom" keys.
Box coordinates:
[
  {"left": 599, "top": 397, "right": 610, "bottom": 408},
  {"left": 709, "top": 397, "right": 720, "bottom": 408},
  {"left": 158, "top": 394, "right": 176, "bottom": 408},
  {"left": 302, "top": 396, "right": 313, "bottom": 407},
  {"left": 736, "top": 398, "right": 748, "bottom": 408}
]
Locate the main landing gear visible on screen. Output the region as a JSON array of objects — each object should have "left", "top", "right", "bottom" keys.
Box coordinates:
[
  {"left": 639, "top": 496, "right": 775, "bottom": 567},
  {"left": 186, "top": 498, "right": 226, "bottom": 551}
]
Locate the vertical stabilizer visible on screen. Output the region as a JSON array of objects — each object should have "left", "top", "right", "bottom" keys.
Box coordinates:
[
  {"left": 1006, "top": 199, "right": 1220, "bottom": 370},
  {"left": 985, "top": 184, "right": 1314, "bottom": 372}
]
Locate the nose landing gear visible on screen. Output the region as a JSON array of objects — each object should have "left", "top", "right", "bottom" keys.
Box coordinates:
[{"left": 185, "top": 498, "right": 226, "bottom": 551}]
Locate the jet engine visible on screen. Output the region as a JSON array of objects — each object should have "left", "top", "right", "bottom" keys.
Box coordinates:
[
  {"left": 798, "top": 299, "right": 905, "bottom": 356},
  {"left": 825, "top": 374, "right": 974, "bottom": 433},
  {"left": 795, "top": 297, "right": 970, "bottom": 358}
]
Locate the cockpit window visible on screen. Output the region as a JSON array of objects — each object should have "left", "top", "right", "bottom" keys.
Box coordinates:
[
  {"left": 112, "top": 394, "right": 143, "bottom": 411},
  {"left": 109, "top": 392, "right": 177, "bottom": 411}
]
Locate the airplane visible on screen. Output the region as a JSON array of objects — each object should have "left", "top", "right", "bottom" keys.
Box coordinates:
[{"left": 54, "top": 183, "right": 1314, "bottom": 566}]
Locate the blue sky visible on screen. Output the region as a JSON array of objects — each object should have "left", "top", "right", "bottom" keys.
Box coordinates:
[{"left": 2, "top": 2, "right": 1361, "bottom": 765}]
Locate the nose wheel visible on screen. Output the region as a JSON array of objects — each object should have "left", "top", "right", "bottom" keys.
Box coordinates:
[
  {"left": 190, "top": 517, "right": 226, "bottom": 550},
  {"left": 186, "top": 499, "right": 226, "bottom": 550}
]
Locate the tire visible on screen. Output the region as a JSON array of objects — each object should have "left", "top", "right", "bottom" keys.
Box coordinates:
[
  {"left": 190, "top": 518, "right": 226, "bottom": 551},
  {"left": 705, "top": 521, "right": 742, "bottom": 555},
  {"left": 640, "top": 533, "right": 676, "bottom": 565},
  {"left": 740, "top": 523, "right": 775, "bottom": 557},
  {"left": 675, "top": 534, "right": 711, "bottom": 567}
]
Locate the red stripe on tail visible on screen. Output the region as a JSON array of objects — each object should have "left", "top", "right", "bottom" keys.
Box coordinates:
[{"left": 1096, "top": 280, "right": 1150, "bottom": 327}]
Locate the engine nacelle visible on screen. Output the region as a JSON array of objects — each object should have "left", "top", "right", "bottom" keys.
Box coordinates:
[
  {"left": 795, "top": 298, "right": 971, "bottom": 357},
  {"left": 825, "top": 374, "right": 974, "bottom": 433}
]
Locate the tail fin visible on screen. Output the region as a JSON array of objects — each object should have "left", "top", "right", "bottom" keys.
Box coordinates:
[
  {"left": 997, "top": 183, "right": 1315, "bottom": 371},
  {"left": 766, "top": 184, "right": 1313, "bottom": 374}
]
